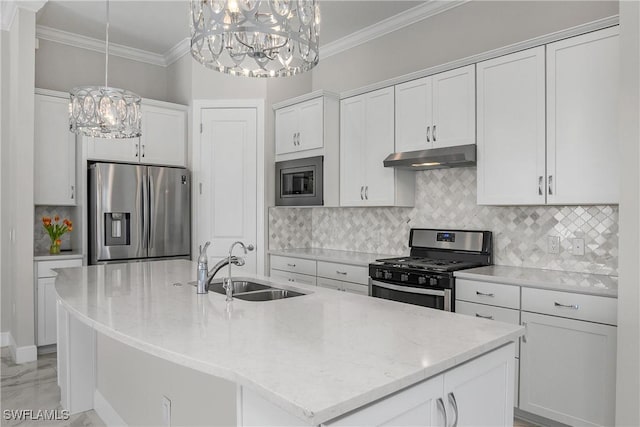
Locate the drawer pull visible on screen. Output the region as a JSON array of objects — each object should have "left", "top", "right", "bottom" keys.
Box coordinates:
[
  {"left": 336, "top": 271, "right": 347, "bottom": 275},
  {"left": 554, "top": 301, "right": 579, "bottom": 310},
  {"left": 475, "top": 313, "right": 494, "bottom": 320},
  {"left": 476, "top": 291, "right": 495, "bottom": 297},
  {"left": 287, "top": 263, "right": 296, "bottom": 268},
  {"left": 522, "top": 321, "right": 527, "bottom": 343},
  {"left": 288, "top": 279, "right": 294, "bottom": 282}
]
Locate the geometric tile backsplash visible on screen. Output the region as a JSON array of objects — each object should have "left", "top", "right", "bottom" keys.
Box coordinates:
[{"left": 269, "top": 167, "right": 618, "bottom": 275}]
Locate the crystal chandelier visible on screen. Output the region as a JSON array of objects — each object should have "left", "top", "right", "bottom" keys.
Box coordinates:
[
  {"left": 190, "top": 0, "right": 320, "bottom": 78},
  {"left": 69, "top": 0, "right": 141, "bottom": 138}
]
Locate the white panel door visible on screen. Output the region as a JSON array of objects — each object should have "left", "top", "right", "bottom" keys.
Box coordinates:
[
  {"left": 275, "top": 106, "right": 298, "bottom": 155},
  {"left": 432, "top": 65, "right": 476, "bottom": 148},
  {"left": 199, "top": 108, "right": 257, "bottom": 276},
  {"left": 340, "top": 96, "right": 366, "bottom": 206},
  {"left": 546, "top": 27, "right": 620, "bottom": 204},
  {"left": 476, "top": 46, "right": 546, "bottom": 205},
  {"left": 363, "top": 87, "right": 395, "bottom": 206},
  {"left": 297, "top": 97, "right": 323, "bottom": 152},
  {"left": 86, "top": 136, "right": 140, "bottom": 163},
  {"left": 34, "top": 94, "right": 76, "bottom": 205},
  {"left": 395, "top": 76, "right": 431, "bottom": 152},
  {"left": 37, "top": 277, "right": 58, "bottom": 346},
  {"left": 140, "top": 104, "right": 187, "bottom": 167},
  {"left": 520, "top": 312, "right": 616, "bottom": 427}
]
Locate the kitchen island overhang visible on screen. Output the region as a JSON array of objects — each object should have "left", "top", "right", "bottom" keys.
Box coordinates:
[{"left": 54, "top": 260, "right": 524, "bottom": 426}]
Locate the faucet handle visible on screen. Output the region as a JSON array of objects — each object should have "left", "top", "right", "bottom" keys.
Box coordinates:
[
  {"left": 247, "top": 244, "right": 254, "bottom": 252},
  {"left": 200, "top": 241, "right": 211, "bottom": 255}
]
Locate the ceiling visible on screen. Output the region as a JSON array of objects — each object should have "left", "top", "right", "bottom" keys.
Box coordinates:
[{"left": 36, "top": 1, "right": 424, "bottom": 56}]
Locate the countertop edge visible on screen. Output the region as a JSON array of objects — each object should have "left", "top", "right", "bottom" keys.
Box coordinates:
[{"left": 34, "top": 253, "right": 84, "bottom": 261}]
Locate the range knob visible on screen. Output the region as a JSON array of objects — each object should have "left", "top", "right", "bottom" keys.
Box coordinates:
[
  {"left": 400, "top": 274, "right": 409, "bottom": 282},
  {"left": 384, "top": 271, "right": 393, "bottom": 280},
  {"left": 429, "top": 277, "right": 438, "bottom": 286},
  {"left": 417, "top": 276, "right": 427, "bottom": 285},
  {"left": 374, "top": 269, "right": 383, "bottom": 278}
]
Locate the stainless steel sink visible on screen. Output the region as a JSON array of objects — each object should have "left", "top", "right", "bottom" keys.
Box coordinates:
[
  {"left": 233, "top": 289, "right": 305, "bottom": 301},
  {"left": 207, "top": 280, "right": 272, "bottom": 295}
]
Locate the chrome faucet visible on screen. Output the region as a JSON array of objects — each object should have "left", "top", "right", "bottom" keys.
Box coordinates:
[
  {"left": 197, "top": 241, "right": 247, "bottom": 294},
  {"left": 223, "top": 241, "right": 254, "bottom": 302}
]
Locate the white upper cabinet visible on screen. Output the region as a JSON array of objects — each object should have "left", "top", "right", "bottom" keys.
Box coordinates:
[
  {"left": 34, "top": 92, "right": 77, "bottom": 206},
  {"left": 340, "top": 87, "right": 414, "bottom": 207},
  {"left": 140, "top": 102, "right": 187, "bottom": 167},
  {"left": 275, "top": 96, "right": 323, "bottom": 155},
  {"left": 395, "top": 65, "right": 475, "bottom": 152},
  {"left": 546, "top": 27, "right": 620, "bottom": 205},
  {"left": 86, "top": 100, "right": 187, "bottom": 167},
  {"left": 476, "top": 47, "right": 546, "bottom": 205},
  {"left": 477, "top": 27, "right": 620, "bottom": 206}
]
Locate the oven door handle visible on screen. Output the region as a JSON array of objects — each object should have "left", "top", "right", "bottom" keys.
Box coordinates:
[{"left": 371, "top": 280, "right": 446, "bottom": 297}]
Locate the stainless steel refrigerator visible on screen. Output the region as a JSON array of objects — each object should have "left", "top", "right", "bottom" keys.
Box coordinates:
[{"left": 89, "top": 162, "right": 190, "bottom": 265}]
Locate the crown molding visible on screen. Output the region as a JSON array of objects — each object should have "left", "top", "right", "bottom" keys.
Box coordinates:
[
  {"left": 164, "top": 37, "right": 190, "bottom": 66},
  {"left": 2, "top": 0, "right": 47, "bottom": 30},
  {"left": 36, "top": 25, "right": 167, "bottom": 66},
  {"left": 320, "top": 0, "right": 469, "bottom": 59}
]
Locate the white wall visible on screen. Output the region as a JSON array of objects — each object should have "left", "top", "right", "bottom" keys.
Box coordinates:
[
  {"left": 312, "top": 0, "right": 619, "bottom": 93},
  {"left": 35, "top": 39, "right": 169, "bottom": 101},
  {"left": 0, "top": 28, "right": 10, "bottom": 338},
  {"left": 166, "top": 54, "right": 192, "bottom": 106},
  {"left": 616, "top": 2, "right": 640, "bottom": 425}
]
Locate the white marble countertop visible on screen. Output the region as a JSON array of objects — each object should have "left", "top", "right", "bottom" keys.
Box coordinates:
[
  {"left": 55, "top": 260, "right": 523, "bottom": 425},
  {"left": 455, "top": 265, "right": 618, "bottom": 298},
  {"left": 34, "top": 252, "right": 84, "bottom": 262},
  {"left": 268, "top": 247, "right": 397, "bottom": 267}
]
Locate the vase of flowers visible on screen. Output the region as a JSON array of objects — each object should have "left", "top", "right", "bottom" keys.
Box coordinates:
[{"left": 42, "top": 215, "right": 73, "bottom": 255}]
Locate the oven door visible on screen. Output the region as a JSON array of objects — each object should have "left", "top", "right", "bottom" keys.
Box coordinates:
[{"left": 370, "top": 280, "right": 452, "bottom": 311}]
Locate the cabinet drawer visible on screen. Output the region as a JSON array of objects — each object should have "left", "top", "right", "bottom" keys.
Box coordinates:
[
  {"left": 456, "top": 279, "right": 520, "bottom": 309},
  {"left": 456, "top": 300, "right": 520, "bottom": 357},
  {"left": 270, "top": 255, "right": 316, "bottom": 276},
  {"left": 37, "top": 259, "right": 83, "bottom": 278},
  {"left": 270, "top": 269, "right": 317, "bottom": 286},
  {"left": 317, "top": 261, "right": 368, "bottom": 285},
  {"left": 521, "top": 287, "right": 617, "bottom": 325},
  {"left": 317, "top": 277, "right": 368, "bottom": 296}
]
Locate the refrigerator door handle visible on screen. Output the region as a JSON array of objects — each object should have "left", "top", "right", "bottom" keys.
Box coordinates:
[
  {"left": 141, "top": 172, "right": 148, "bottom": 250},
  {"left": 148, "top": 174, "right": 154, "bottom": 250}
]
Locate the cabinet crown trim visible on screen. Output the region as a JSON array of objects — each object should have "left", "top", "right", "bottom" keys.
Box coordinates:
[{"left": 272, "top": 90, "right": 339, "bottom": 111}]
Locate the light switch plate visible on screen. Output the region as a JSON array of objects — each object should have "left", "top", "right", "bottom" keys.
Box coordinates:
[
  {"left": 572, "top": 238, "right": 585, "bottom": 256},
  {"left": 547, "top": 236, "right": 560, "bottom": 254}
]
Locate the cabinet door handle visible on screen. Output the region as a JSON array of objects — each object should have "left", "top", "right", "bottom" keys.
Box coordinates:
[
  {"left": 135, "top": 143, "right": 139, "bottom": 157},
  {"left": 554, "top": 301, "right": 579, "bottom": 310},
  {"left": 437, "top": 397, "right": 448, "bottom": 427},
  {"left": 365, "top": 186, "right": 368, "bottom": 200},
  {"left": 287, "top": 263, "right": 296, "bottom": 268},
  {"left": 360, "top": 186, "right": 364, "bottom": 200},
  {"left": 522, "top": 321, "right": 527, "bottom": 343},
  {"left": 288, "top": 278, "right": 294, "bottom": 282},
  {"left": 433, "top": 124, "right": 437, "bottom": 142},
  {"left": 448, "top": 392, "right": 459, "bottom": 427},
  {"left": 538, "top": 176, "right": 543, "bottom": 196},
  {"left": 70, "top": 185, "right": 75, "bottom": 200},
  {"left": 297, "top": 132, "right": 301, "bottom": 146},
  {"left": 476, "top": 291, "right": 495, "bottom": 297},
  {"left": 336, "top": 271, "right": 347, "bottom": 275},
  {"left": 548, "top": 175, "right": 553, "bottom": 195},
  {"left": 475, "top": 313, "right": 494, "bottom": 320},
  {"left": 426, "top": 126, "right": 431, "bottom": 142},
  {"left": 141, "top": 144, "right": 145, "bottom": 158}
]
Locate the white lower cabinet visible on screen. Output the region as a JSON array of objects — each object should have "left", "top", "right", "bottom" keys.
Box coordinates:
[
  {"left": 325, "top": 343, "right": 515, "bottom": 426},
  {"left": 519, "top": 312, "right": 616, "bottom": 427},
  {"left": 269, "top": 269, "right": 317, "bottom": 286},
  {"left": 317, "top": 277, "right": 367, "bottom": 296},
  {"left": 36, "top": 258, "right": 83, "bottom": 346}
]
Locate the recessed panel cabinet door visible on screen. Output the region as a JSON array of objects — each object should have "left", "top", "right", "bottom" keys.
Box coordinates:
[
  {"left": 476, "top": 47, "right": 546, "bottom": 205},
  {"left": 140, "top": 104, "right": 187, "bottom": 167},
  {"left": 340, "top": 96, "right": 366, "bottom": 206},
  {"left": 395, "top": 76, "right": 431, "bottom": 153},
  {"left": 546, "top": 27, "right": 620, "bottom": 204},
  {"left": 275, "top": 106, "right": 298, "bottom": 155},
  {"left": 298, "top": 97, "right": 323, "bottom": 152},
  {"left": 432, "top": 65, "right": 476, "bottom": 149},
  {"left": 520, "top": 312, "right": 616, "bottom": 427}
]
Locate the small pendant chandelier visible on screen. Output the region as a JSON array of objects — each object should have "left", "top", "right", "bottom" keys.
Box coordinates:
[
  {"left": 69, "top": 0, "right": 141, "bottom": 138},
  {"left": 190, "top": 0, "right": 320, "bottom": 78}
]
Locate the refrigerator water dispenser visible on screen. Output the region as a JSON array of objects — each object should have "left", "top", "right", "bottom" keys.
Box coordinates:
[{"left": 105, "top": 213, "right": 130, "bottom": 246}]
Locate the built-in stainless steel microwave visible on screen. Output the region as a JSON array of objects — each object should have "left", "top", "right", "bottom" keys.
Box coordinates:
[{"left": 275, "top": 156, "right": 323, "bottom": 206}]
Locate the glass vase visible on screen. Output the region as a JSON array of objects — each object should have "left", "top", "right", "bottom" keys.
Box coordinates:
[{"left": 49, "top": 243, "right": 61, "bottom": 255}]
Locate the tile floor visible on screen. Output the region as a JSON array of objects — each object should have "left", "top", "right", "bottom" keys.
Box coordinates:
[
  {"left": 2, "top": 348, "right": 542, "bottom": 427},
  {"left": 1, "top": 348, "right": 104, "bottom": 427}
]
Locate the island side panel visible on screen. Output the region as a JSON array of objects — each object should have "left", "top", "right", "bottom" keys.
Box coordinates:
[{"left": 95, "top": 334, "right": 237, "bottom": 426}]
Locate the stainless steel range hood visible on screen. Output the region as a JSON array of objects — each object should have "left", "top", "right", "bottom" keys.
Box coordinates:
[{"left": 383, "top": 144, "right": 476, "bottom": 170}]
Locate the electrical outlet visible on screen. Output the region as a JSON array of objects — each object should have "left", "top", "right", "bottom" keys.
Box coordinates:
[
  {"left": 572, "top": 238, "right": 585, "bottom": 256},
  {"left": 547, "top": 236, "right": 560, "bottom": 254},
  {"left": 161, "top": 395, "right": 171, "bottom": 427}
]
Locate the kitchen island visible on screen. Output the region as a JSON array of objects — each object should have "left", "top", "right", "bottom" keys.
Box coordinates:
[{"left": 54, "top": 260, "right": 523, "bottom": 426}]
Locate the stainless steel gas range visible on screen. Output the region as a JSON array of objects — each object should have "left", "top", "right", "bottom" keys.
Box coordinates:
[{"left": 368, "top": 228, "right": 493, "bottom": 311}]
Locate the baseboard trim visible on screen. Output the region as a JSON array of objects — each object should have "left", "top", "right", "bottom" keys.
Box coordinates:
[
  {"left": 0, "top": 331, "right": 10, "bottom": 347},
  {"left": 14, "top": 344, "right": 38, "bottom": 364},
  {"left": 515, "top": 408, "right": 571, "bottom": 427},
  {"left": 94, "top": 389, "right": 127, "bottom": 427}
]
